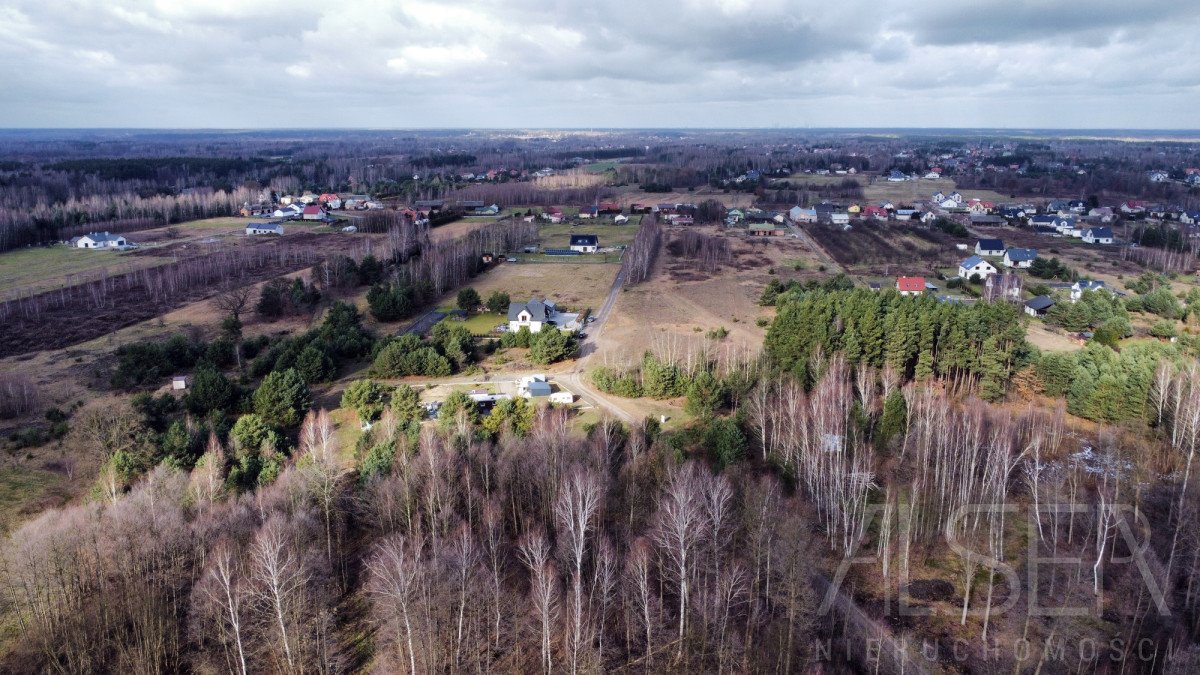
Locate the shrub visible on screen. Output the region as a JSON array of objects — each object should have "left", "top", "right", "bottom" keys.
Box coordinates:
[{"left": 1149, "top": 320, "right": 1178, "bottom": 339}]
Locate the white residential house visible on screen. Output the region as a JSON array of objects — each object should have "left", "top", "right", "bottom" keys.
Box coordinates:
[
  {"left": 246, "top": 223, "right": 284, "bottom": 236},
  {"left": 70, "top": 232, "right": 127, "bottom": 249},
  {"left": 1070, "top": 280, "right": 1109, "bottom": 302},
  {"left": 830, "top": 212, "right": 850, "bottom": 226},
  {"left": 1082, "top": 227, "right": 1114, "bottom": 244},
  {"left": 518, "top": 374, "right": 552, "bottom": 399},
  {"left": 789, "top": 206, "right": 818, "bottom": 223},
  {"left": 958, "top": 255, "right": 998, "bottom": 280},
  {"left": 937, "top": 198, "right": 959, "bottom": 209},
  {"left": 569, "top": 234, "right": 599, "bottom": 253},
  {"left": 507, "top": 300, "right": 560, "bottom": 333},
  {"left": 1149, "top": 171, "right": 1170, "bottom": 183},
  {"left": 1054, "top": 216, "right": 1081, "bottom": 237},
  {"left": 1002, "top": 248, "right": 1038, "bottom": 268},
  {"left": 949, "top": 192, "right": 963, "bottom": 205},
  {"left": 273, "top": 204, "right": 303, "bottom": 218},
  {"left": 975, "top": 239, "right": 1005, "bottom": 256}
]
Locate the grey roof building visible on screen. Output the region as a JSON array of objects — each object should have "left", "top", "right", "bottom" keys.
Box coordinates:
[{"left": 508, "top": 299, "right": 555, "bottom": 322}]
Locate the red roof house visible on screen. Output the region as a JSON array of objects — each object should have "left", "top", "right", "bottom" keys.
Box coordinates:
[{"left": 896, "top": 276, "right": 926, "bottom": 295}]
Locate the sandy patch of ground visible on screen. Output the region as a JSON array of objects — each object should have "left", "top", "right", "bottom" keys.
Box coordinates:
[
  {"left": 457, "top": 261, "right": 619, "bottom": 314},
  {"left": 1025, "top": 322, "right": 1083, "bottom": 353},
  {"left": 592, "top": 227, "right": 819, "bottom": 369}
]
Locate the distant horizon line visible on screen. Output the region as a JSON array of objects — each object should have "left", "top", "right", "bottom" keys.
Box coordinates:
[{"left": 1, "top": 126, "right": 1199, "bottom": 133}]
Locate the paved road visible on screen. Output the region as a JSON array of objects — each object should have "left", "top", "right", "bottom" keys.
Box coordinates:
[{"left": 400, "top": 309, "right": 446, "bottom": 336}]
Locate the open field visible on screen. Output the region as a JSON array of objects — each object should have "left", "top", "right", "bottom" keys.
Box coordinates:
[
  {"left": 863, "top": 177, "right": 1012, "bottom": 205},
  {"left": 1027, "top": 323, "right": 1084, "bottom": 352},
  {"left": 0, "top": 232, "right": 373, "bottom": 357},
  {"left": 430, "top": 218, "right": 495, "bottom": 243},
  {"left": 456, "top": 261, "right": 618, "bottom": 314},
  {"left": 538, "top": 221, "right": 640, "bottom": 249},
  {"left": 784, "top": 173, "right": 861, "bottom": 185},
  {"left": 582, "top": 160, "right": 619, "bottom": 173},
  {"left": 609, "top": 186, "right": 758, "bottom": 209},
  {"left": 0, "top": 216, "right": 350, "bottom": 298},
  {"left": 0, "top": 246, "right": 175, "bottom": 297},
  {"left": 593, "top": 227, "right": 823, "bottom": 368},
  {"left": 804, "top": 222, "right": 967, "bottom": 273}
]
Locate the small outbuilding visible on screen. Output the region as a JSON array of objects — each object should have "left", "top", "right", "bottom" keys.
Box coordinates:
[{"left": 1024, "top": 296, "right": 1055, "bottom": 317}]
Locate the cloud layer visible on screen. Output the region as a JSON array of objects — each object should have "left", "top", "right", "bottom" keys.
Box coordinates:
[{"left": 0, "top": 0, "right": 1197, "bottom": 128}]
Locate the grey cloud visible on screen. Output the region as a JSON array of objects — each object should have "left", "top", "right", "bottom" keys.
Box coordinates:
[{"left": 0, "top": 0, "right": 1196, "bottom": 128}]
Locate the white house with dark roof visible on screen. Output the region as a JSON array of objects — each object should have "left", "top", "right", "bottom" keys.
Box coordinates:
[
  {"left": 246, "top": 223, "right": 284, "bottom": 236},
  {"left": 1003, "top": 248, "right": 1038, "bottom": 268},
  {"left": 1024, "top": 295, "right": 1055, "bottom": 317},
  {"left": 959, "top": 255, "right": 998, "bottom": 280},
  {"left": 1070, "top": 279, "right": 1109, "bottom": 302},
  {"left": 1082, "top": 227, "right": 1114, "bottom": 244},
  {"left": 508, "top": 299, "right": 554, "bottom": 333},
  {"left": 975, "top": 238, "right": 1005, "bottom": 256},
  {"left": 569, "top": 234, "right": 598, "bottom": 253},
  {"left": 70, "top": 232, "right": 128, "bottom": 249}
]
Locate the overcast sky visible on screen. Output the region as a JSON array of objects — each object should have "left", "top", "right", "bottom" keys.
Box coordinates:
[{"left": 1, "top": 0, "right": 1197, "bottom": 129}]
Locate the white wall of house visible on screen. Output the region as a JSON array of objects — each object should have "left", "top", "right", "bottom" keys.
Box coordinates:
[
  {"left": 959, "top": 261, "right": 997, "bottom": 279},
  {"left": 509, "top": 310, "right": 544, "bottom": 333}
]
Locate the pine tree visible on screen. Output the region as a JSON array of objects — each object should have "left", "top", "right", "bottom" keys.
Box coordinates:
[{"left": 877, "top": 389, "right": 907, "bottom": 449}]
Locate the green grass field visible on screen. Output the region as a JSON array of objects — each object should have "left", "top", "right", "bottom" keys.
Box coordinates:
[
  {"left": 0, "top": 246, "right": 174, "bottom": 297},
  {"left": 171, "top": 217, "right": 257, "bottom": 232},
  {"left": 0, "top": 467, "right": 65, "bottom": 536},
  {"left": 583, "top": 161, "right": 619, "bottom": 173},
  {"left": 785, "top": 173, "right": 860, "bottom": 185},
  {"left": 538, "top": 222, "right": 640, "bottom": 249},
  {"left": 433, "top": 310, "right": 508, "bottom": 336},
  {"left": 863, "top": 178, "right": 1012, "bottom": 205},
  {"left": 515, "top": 253, "right": 623, "bottom": 264}
]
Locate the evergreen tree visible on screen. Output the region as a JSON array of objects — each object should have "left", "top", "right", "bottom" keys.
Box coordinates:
[
  {"left": 357, "top": 254, "right": 384, "bottom": 285},
  {"left": 877, "top": 390, "right": 907, "bottom": 449},
  {"left": 295, "top": 344, "right": 336, "bottom": 383},
  {"left": 230, "top": 413, "right": 276, "bottom": 453},
  {"left": 530, "top": 328, "right": 574, "bottom": 365},
  {"left": 705, "top": 417, "right": 746, "bottom": 468},
  {"left": 486, "top": 290, "right": 511, "bottom": 315},
  {"left": 341, "top": 379, "right": 391, "bottom": 423},
  {"left": 685, "top": 370, "right": 725, "bottom": 417},
  {"left": 438, "top": 390, "right": 478, "bottom": 431},
  {"left": 252, "top": 368, "right": 312, "bottom": 428},
  {"left": 185, "top": 363, "right": 236, "bottom": 416},
  {"left": 391, "top": 385, "right": 425, "bottom": 425}
]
